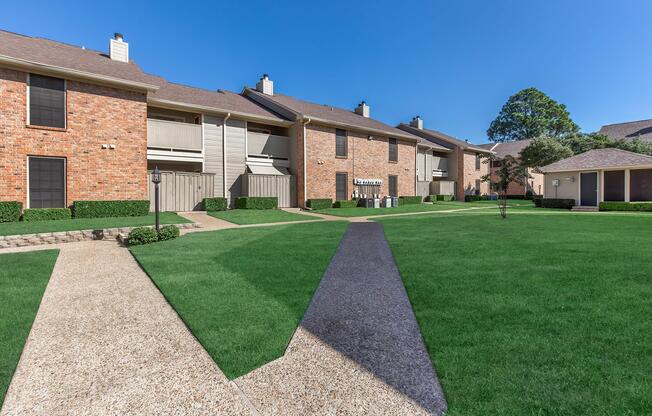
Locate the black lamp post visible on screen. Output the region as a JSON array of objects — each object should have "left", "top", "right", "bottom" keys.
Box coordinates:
[{"left": 151, "top": 166, "right": 161, "bottom": 233}]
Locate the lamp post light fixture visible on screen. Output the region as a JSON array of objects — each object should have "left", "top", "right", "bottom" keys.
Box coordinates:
[{"left": 151, "top": 166, "right": 162, "bottom": 233}]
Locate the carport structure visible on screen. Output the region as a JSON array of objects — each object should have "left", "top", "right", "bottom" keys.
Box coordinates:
[{"left": 541, "top": 148, "right": 652, "bottom": 206}]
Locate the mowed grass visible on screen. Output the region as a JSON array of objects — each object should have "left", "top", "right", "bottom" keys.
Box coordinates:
[
  {"left": 0, "top": 249, "right": 59, "bottom": 407},
  {"left": 0, "top": 212, "right": 189, "bottom": 236},
  {"left": 378, "top": 213, "right": 652, "bottom": 415},
  {"left": 130, "top": 221, "right": 347, "bottom": 379},
  {"left": 208, "top": 209, "right": 319, "bottom": 225},
  {"left": 315, "top": 202, "right": 475, "bottom": 217}
]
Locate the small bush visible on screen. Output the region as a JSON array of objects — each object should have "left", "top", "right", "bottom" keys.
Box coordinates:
[
  {"left": 533, "top": 196, "right": 543, "bottom": 208},
  {"left": 426, "top": 194, "right": 454, "bottom": 202},
  {"left": 73, "top": 200, "right": 149, "bottom": 218},
  {"left": 22, "top": 208, "right": 71, "bottom": 221},
  {"left": 203, "top": 197, "right": 228, "bottom": 211},
  {"left": 541, "top": 198, "right": 575, "bottom": 209},
  {"left": 599, "top": 201, "right": 652, "bottom": 212},
  {"left": 333, "top": 200, "right": 358, "bottom": 208},
  {"left": 504, "top": 195, "right": 533, "bottom": 200},
  {"left": 398, "top": 196, "right": 422, "bottom": 206},
  {"left": 235, "top": 197, "right": 278, "bottom": 210},
  {"left": 307, "top": 199, "right": 333, "bottom": 210},
  {"left": 128, "top": 227, "right": 158, "bottom": 246},
  {"left": 0, "top": 201, "right": 22, "bottom": 223},
  {"left": 464, "top": 194, "right": 491, "bottom": 202},
  {"left": 158, "top": 225, "right": 180, "bottom": 241}
]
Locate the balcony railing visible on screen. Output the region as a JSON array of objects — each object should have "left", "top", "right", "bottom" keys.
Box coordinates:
[{"left": 147, "top": 118, "right": 202, "bottom": 151}]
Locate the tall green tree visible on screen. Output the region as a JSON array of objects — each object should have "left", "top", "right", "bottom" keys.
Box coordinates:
[
  {"left": 520, "top": 137, "right": 573, "bottom": 168},
  {"left": 487, "top": 88, "right": 579, "bottom": 142}
]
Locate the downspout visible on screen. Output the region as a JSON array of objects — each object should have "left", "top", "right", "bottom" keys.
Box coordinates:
[
  {"left": 302, "top": 117, "right": 311, "bottom": 207},
  {"left": 223, "top": 112, "right": 231, "bottom": 198}
]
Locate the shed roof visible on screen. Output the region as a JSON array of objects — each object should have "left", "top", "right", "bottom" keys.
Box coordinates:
[
  {"left": 540, "top": 148, "right": 652, "bottom": 172},
  {"left": 599, "top": 119, "right": 652, "bottom": 144},
  {"left": 477, "top": 139, "right": 533, "bottom": 159}
]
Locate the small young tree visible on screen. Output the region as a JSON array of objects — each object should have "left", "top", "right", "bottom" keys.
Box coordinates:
[{"left": 481, "top": 154, "right": 530, "bottom": 219}]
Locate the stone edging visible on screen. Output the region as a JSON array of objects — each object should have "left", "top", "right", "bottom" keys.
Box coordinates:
[{"left": 0, "top": 223, "right": 200, "bottom": 249}]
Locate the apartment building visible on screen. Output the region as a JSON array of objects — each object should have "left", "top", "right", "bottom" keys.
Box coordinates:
[{"left": 479, "top": 139, "right": 544, "bottom": 196}]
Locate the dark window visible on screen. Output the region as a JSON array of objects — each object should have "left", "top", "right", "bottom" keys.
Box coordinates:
[
  {"left": 336, "top": 129, "right": 348, "bottom": 157},
  {"left": 491, "top": 160, "right": 502, "bottom": 168},
  {"left": 604, "top": 170, "right": 625, "bottom": 201},
  {"left": 29, "top": 157, "right": 66, "bottom": 208},
  {"left": 336, "top": 172, "right": 348, "bottom": 201},
  {"left": 630, "top": 169, "right": 652, "bottom": 201},
  {"left": 388, "top": 175, "right": 398, "bottom": 197},
  {"left": 475, "top": 154, "right": 481, "bottom": 170},
  {"left": 475, "top": 179, "right": 481, "bottom": 195},
  {"left": 29, "top": 74, "right": 66, "bottom": 128},
  {"left": 389, "top": 138, "right": 398, "bottom": 162}
]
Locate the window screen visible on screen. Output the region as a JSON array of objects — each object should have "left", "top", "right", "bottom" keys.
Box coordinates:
[
  {"left": 475, "top": 154, "right": 481, "bottom": 170},
  {"left": 388, "top": 175, "right": 398, "bottom": 197},
  {"left": 336, "top": 172, "right": 348, "bottom": 201},
  {"left": 336, "top": 129, "right": 348, "bottom": 157},
  {"left": 29, "top": 157, "right": 66, "bottom": 208},
  {"left": 630, "top": 169, "right": 652, "bottom": 201},
  {"left": 475, "top": 179, "right": 481, "bottom": 195},
  {"left": 389, "top": 138, "right": 398, "bottom": 162},
  {"left": 29, "top": 74, "right": 66, "bottom": 128}
]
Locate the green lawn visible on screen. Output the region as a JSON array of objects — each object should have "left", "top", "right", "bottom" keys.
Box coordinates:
[
  {"left": 0, "top": 212, "right": 189, "bottom": 236},
  {"left": 0, "top": 249, "right": 59, "bottom": 407},
  {"left": 208, "top": 209, "right": 319, "bottom": 225},
  {"left": 130, "top": 221, "right": 347, "bottom": 379},
  {"left": 315, "top": 202, "right": 477, "bottom": 217},
  {"left": 378, "top": 213, "right": 651, "bottom": 415}
]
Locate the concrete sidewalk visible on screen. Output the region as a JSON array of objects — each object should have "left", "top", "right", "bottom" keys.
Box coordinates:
[
  {"left": 0, "top": 240, "right": 254, "bottom": 416},
  {"left": 236, "top": 222, "right": 447, "bottom": 415}
]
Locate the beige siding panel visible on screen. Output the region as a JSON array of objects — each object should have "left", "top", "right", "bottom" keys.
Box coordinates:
[
  {"left": 243, "top": 174, "right": 297, "bottom": 207},
  {"left": 544, "top": 171, "right": 580, "bottom": 200},
  {"left": 148, "top": 171, "right": 215, "bottom": 212},
  {"left": 226, "top": 119, "right": 247, "bottom": 204},
  {"left": 416, "top": 180, "right": 431, "bottom": 197},
  {"left": 247, "top": 132, "right": 290, "bottom": 159},
  {"left": 147, "top": 119, "right": 202, "bottom": 150},
  {"left": 203, "top": 115, "right": 224, "bottom": 196},
  {"left": 425, "top": 151, "right": 432, "bottom": 180},
  {"left": 431, "top": 180, "right": 456, "bottom": 196}
]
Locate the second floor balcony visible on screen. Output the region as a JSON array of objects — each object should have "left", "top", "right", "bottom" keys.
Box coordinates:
[{"left": 147, "top": 118, "right": 202, "bottom": 152}]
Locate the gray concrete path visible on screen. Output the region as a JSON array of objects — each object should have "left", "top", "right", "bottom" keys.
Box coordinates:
[
  {"left": 236, "top": 222, "right": 447, "bottom": 415},
  {"left": 0, "top": 240, "right": 254, "bottom": 416}
]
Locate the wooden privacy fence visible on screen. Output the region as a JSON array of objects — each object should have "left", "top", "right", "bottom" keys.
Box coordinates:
[
  {"left": 242, "top": 174, "right": 296, "bottom": 207},
  {"left": 417, "top": 181, "right": 431, "bottom": 198},
  {"left": 416, "top": 180, "right": 457, "bottom": 198},
  {"left": 148, "top": 171, "right": 215, "bottom": 212}
]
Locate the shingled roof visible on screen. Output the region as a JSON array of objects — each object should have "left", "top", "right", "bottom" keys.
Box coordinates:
[
  {"left": 477, "top": 139, "right": 533, "bottom": 159},
  {"left": 540, "top": 148, "right": 652, "bottom": 172},
  {"left": 397, "top": 124, "right": 490, "bottom": 153},
  {"left": 0, "top": 30, "right": 160, "bottom": 90},
  {"left": 598, "top": 119, "right": 652, "bottom": 144}
]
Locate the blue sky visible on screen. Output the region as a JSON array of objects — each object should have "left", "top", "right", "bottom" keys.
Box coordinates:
[{"left": 2, "top": 1, "right": 651, "bottom": 143}]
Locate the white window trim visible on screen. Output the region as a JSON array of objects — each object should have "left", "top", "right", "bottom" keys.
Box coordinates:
[
  {"left": 27, "top": 73, "right": 67, "bottom": 129},
  {"left": 26, "top": 156, "right": 67, "bottom": 209}
]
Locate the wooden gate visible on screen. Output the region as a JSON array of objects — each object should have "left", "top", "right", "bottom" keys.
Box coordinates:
[
  {"left": 242, "top": 174, "right": 296, "bottom": 207},
  {"left": 148, "top": 171, "right": 215, "bottom": 212}
]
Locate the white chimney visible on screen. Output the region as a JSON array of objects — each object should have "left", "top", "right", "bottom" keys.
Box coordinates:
[
  {"left": 110, "top": 33, "right": 129, "bottom": 63},
  {"left": 256, "top": 74, "right": 274, "bottom": 95},
  {"left": 410, "top": 115, "right": 423, "bottom": 129},
  {"left": 355, "top": 101, "right": 370, "bottom": 118}
]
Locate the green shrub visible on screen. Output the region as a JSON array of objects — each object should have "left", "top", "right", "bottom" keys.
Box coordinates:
[
  {"left": 533, "top": 196, "right": 543, "bottom": 208},
  {"left": 203, "top": 197, "right": 228, "bottom": 211},
  {"left": 0, "top": 201, "right": 22, "bottom": 223},
  {"left": 599, "top": 201, "right": 652, "bottom": 212},
  {"left": 128, "top": 227, "right": 158, "bottom": 246},
  {"left": 426, "top": 194, "right": 454, "bottom": 202},
  {"left": 235, "top": 197, "right": 278, "bottom": 209},
  {"left": 504, "top": 195, "right": 533, "bottom": 200},
  {"left": 307, "top": 199, "right": 333, "bottom": 210},
  {"left": 333, "top": 200, "right": 358, "bottom": 208},
  {"left": 464, "top": 195, "right": 491, "bottom": 202},
  {"left": 73, "top": 200, "right": 149, "bottom": 218},
  {"left": 398, "top": 196, "right": 422, "bottom": 206},
  {"left": 158, "top": 225, "right": 180, "bottom": 241},
  {"left": 541, "top": 198, "right": 575, "bottom": 209},
  {"left": 22, "top": 208, "right": 71, "bottom": 221}
]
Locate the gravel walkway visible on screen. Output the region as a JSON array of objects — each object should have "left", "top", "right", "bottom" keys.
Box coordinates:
[
  {"left": 0, "top": 240, "right": 254, "bottom": 416},
  {"left": 236, "top": 222, "right": 447, "bottom": 415}
]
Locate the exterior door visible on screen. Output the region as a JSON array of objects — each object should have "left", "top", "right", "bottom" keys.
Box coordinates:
[{"left": 580, "top": 172, "right": 598, "bottom": 206}]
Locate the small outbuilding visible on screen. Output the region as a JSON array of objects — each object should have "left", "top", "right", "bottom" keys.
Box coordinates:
[{"left": 540, "top": 148, "right": 652, "bottom": 207}]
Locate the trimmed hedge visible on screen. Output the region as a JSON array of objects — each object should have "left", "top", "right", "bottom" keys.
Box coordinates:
[
  {"left": 426, "top": 194, "right": 454, "bottom": 202},
  {"left": 73, "top": 200, "right": 149, "bottom": 218},
  {"left": 541, "top": 198, "right": 575, "bottom": 209},
  {"left": 465, "top": 195, "right": 490, "bottom": 202},
  {"left": 0, "top": 201, "right": 22, "bottom": 223},
  {"left": 203, "top": 197, "right": 228, "bottom": 212},
  {"left": 22, "top": 208, "right": 71, "bottom": 222},
  {"left": 128, "top": 227, "right": 158, "bottom": 246},
  {"left": 333, "top": 200, "right": 358, "bottom": 208},
  {"left": 398, "top": 196, "right": 422, "bottom": 206},
  {"left": 504, "top": 195, "right": 534, "bottom": 200},
  {"left": 158, "top": 225, "right": 180, "bottom": 241},
  {"left": 599, "top": 201, "right": 652, "bottom": 212},
  {"left": 533, "top": 196, "right": 543, "bottom": 208},
  {"left": 307, "top": 199, "right": 333, "bottom": 210},
  {"left": 235, "top": 197, "right": 278, "bottom": 210}
]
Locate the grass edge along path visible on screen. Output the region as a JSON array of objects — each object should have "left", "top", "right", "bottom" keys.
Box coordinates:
[{"left": 208, "top": 209, "right": 319, "bottom": 225}]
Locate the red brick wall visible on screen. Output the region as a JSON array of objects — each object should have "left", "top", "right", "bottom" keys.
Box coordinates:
[
  {"left": 303, "top": 124, "right": 416, "bottom": 202},
  {"left": 489, "top": 166, "right": 544, "bottom": 195},
  {"left": 0, "top": 68, "right": 148, "bottom": 207},
  {"left": 457, "top": 151, "right": 490, "bottom": 196}
]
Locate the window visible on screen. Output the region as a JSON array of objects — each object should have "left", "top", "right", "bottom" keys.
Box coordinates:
[
  {"left": 336, "top": 172, "right": 348, "bottom": 201},
  {"left": 29, "top": 74, "right": 66, "bottom": 128},
  {"left": 336, "top": 129, "right": 348, "bottom": 157},
  {"left": 29, "top": 157, "right": 66, "bottom": 208},
  {"left": 491, "top": 160, "right": 502, "bottom": 168},
  {"left": 475, "top": 179, "right": 481, "bottom": 196},
  {"left": 389, "top": 138, "right": 398, "bottom": 162},
  {"left": 388, "top": 175, "right": 398, "bottom": 197},
  {"left": 475, "top": 154, "right": 481, "bottom": 170}
]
